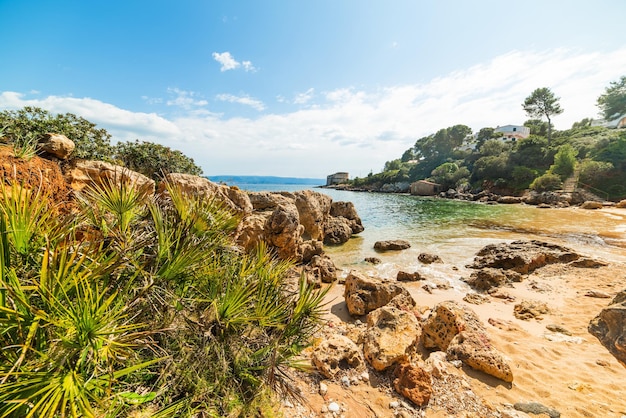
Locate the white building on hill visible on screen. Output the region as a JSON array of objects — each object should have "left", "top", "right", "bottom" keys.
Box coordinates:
[{"left": 494, "top": 125, "right": 530, "bottom": 142}]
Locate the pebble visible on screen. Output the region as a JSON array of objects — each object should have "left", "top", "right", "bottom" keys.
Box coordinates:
[
  {"left": 360, "top": 371, "right": 370, "bottom": 382},
  {"left": 514, "top": 402, "right": 560, "bottom": 418},
  {"left": 340, "top": 376, "right": 350, "bottom": 387},
  {"left": 354, "top": 319, "right": 363, "bottom": 326},
  {"left": 389, "top": 401, "right": 400, "bottom": 409},
  {"left": 319, "top": 382, "right": 328, "bottom": 396},
  {"left": 328, "top": 402, "right": 340, "bottom": 413},
  {"left": 283, "top": 400, "right": 294, "bottom": 408}
]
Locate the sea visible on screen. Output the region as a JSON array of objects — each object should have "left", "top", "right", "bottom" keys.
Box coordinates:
[{"left": 220, "top": 180, "right": 626, "bottom": 285}]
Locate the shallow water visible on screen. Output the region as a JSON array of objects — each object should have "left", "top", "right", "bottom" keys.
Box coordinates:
[{"left": 230, "top": 182, "right": 626, "bottom": 279}]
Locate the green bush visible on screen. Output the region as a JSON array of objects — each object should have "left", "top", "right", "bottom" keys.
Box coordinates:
[{"left": 530, "top": 173, "right": 562, "bottom": 192}]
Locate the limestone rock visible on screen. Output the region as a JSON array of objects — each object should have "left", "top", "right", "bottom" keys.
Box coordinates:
[
  {"left": 589, "top": 289, "right": 626, "bottom": 368},
  {"left": 374, "top": 240, "right": 411, "bottom": 252},
  {"left": 497, "top": 196, "right": 522, "bottom": 204},
  {"left": 616, "top": 199, "right": 626, "bottom": 208},
  {"left": 235, "top": 213, "right": 269, "bottom": 253},
  {"left": 311, "top": 335, "right": 364, "bottom": 378},
  {"left": 385, "top": 292, "right": 417, "bottom": 311},
  {"left": 513, "top": 402, "right": 560, "bottom": 418},
  {"left": 363, "top": 306, "right": 421, "bottom": 371},
  {"left": 300, "top": 239, "right": 324, "bottom": 263},
  {"left": 66, "top": 160, "right": 155, "bottom": 195},
  {"left": 396, "top": 270, "right": 423, "bottom": 282},
  {"left": 514, "top": 300, "right": 550, "bottom": 320},
  {"left": 159, "top": 173, "right": 252, "bottom": 215},
  {"left": 393, "top": 363, "right": 432, "bottom": 407},
  {"left": 330, "top": 201, "right": 364, "bottom": 234},
  {"left": 580, "top": 200, "right": 603, "bottom": 209},
  {"left": 446, "top": 331, "right": 514, "bottom": 383},
  {"left": 39, "top": 133, "right": 75, "bottom": 159},
  {"left": 418, "top": 253, "right": 443, "bottom": 264},
  {"left": 247, "top": 191, "right": 293, "bottom": 211},
  {"left": 343, "top": 270, "right": 411, "bottom": 316},
  {"left": 308, "top": 254, "right": 338, "bottom": 283},
  {"left": 421, "top": 301, "right": 484, "bottom": 351},
  {"left": 464, "top": 268, "right": 523, "bottom": 291},
  {"left": 324, "top": 216, "right": 353, "bottom": 245},
  {"left": 470, "top": 240, "right": 580, "bottom": 274},
  {"left": 293, "top": 190, "right": 332, "bottom": 240},
  {"left": 266, "top": 203, "right": 305, "bottom": 260}
]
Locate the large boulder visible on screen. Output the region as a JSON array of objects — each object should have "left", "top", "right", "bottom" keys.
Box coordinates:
[
  {"left": 293, "top": 190, "right": 332, "bottom": 240},
  {"left": 343, "top": 270, "right": 411, "bottom": 316},
  {"left": 469, "top": 240, "right": 580, "bottom": 274},
  {"left": 323, "top": 216, "right": 353, "bottom": 245},
  {"left": 38, "top": 133, "right": 75, "bottom": 160},
  {"left": 311, "top": 335, "right": 365, "bottom": 378},
  {"left": 159, "top": 173, "right": 252, "bottom": 215},
  {"left": 589, "top": 290, "right": 626, "bottom": 368},
  {"left": 616, "top": 200, "right": 626, "bottom": 208},
  {"left": 464, "top": 268, "right": 523, "bottom": 291},
  {"left": 266, "top": 203, "right": 305, "bottom": 260},
  {"left": 422, "top": 301, "right": 513, "bottom": 382},
  {"left": 307, "top": 254, "right": 338, "bottom": 283},
  {"left": 363, "top": 306, "right": 421, "bottom": 371},
  {"left": 66, "top": 160, "right": 155, "bottom": 195},
  {"left": 330, "top": 201, "right": 364, "bottom": 234},
  {"left": 247, "top": 191, "right": 293, "bottom": 211},
  {"left": 580, "top": 200, "right": 603, "bottom": 210}
]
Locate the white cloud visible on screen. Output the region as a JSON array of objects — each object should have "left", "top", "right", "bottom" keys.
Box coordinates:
[
  {"left": 293, "top": 88, "right": 315, "bottom": 105},
  {"left": 216, "top": 93, "right": 265, "bottom": 111},
  {"left": 166, "top": 88, "right": 208, "bottom": 109},
  {"left": 212, "top": 52, "right": 256, "bottom": 72},
  {"left": 3, "top": 47, "right": 626, "bottom": 177}
]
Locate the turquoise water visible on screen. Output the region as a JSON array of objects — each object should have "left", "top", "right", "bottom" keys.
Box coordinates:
[{"left": 224, "top": 182, "right": 626, "bottom": 278}]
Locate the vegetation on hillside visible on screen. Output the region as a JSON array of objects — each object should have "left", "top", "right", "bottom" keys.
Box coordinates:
[
  {"left": 0, "top": 171, "right": 328, "bottom": 416},
  {"left": 0, "top": 107, "right": 202, "bottom": 180},
  {"left": 350, "top": 79, "right": 626, "bottom": 200}
]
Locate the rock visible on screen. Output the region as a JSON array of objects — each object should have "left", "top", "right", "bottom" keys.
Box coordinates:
[
  {"left": 363, "top": 306, "right": 421, "bottom": 371},
  {"left": 513, "top": 402, "right": 560, "bottom": 418},
  {"left": 616, "top": 199, "right": 626, "bottom": 208},
  {"left": 67, "top": 160, "right": 155, "bottom": 196},
  {"left": 266, "top": 204, "right": 305, "bottom": 260},
  {"left": 424, "top": 351, "right": 449, "bottom": 378},
  {"left": 385, "top": 292, "right": 418, "bottom": 311},
  {"left": 311, "top": 334, "right": 365, "bottom": 378},
  {"left": 38, "top": 133, "right": 75, "bottom": 159},
  {"left": 589, "top": 289, "right": 626, "bottom": 368},
  {"left": 514, "top": 300, "right": 550, "bottom": 320},
  {"left": 159, "top": 173, "right": 252, "bottom": 215},
  {"left": 497, "top": 196, "right": 522, "bottom": 204},
  {"left": 585, "top": 289, "right": 612, "bottom": 298},
  {"left": 396, "top": 270, "right": 424, "bottom": 282},
  {"left": 501, "top": 407, "right": 532, "bottom": 418},
  {"left": 340, "top": 375, "right": 350, "bottom": 387},
  {"left": 580, "top": 200, "right": 603, "bottom": 209},
  {"left": 319, "top": 382, "right": 328, "bottom": 396},
  {"left": 327, "top": 402, "right": 340, "bottom": 413},
  {"left": 422, "top": 301, "right": 485, "bottom": 351},
  {"left": 418, "top": 253, "right": 443, "bottom": 264},
  {"left": 374, "top": 240, "right": 411, "bottom": 252},
  {"left": 247, "top": 191, "right": 293, "bottom": 211},
  {"left": 235, "top": 213, "right": 270, "bottom": 253},
  {"left": 545, "top": 324, "right": 572, "bottom": 336},
  {"left": 323, "top": 216, "right": 353, "bottom": 245},
  {"left": 446, "top": 330, "right": 514, "bottom": 382},
  {"left": 393, "top": 363, "right": 432, "bottom": 407},
  {"left": 308, "top": 254, "right": 338, "bottom": 283},
  {"left": 343, "top": 270, "right": 412, "bottom": 316},
  {"left": 469, "top": 240, "right": 580, "bottom": 274},
  {"left": 300, "top": 239, "right": 324, "bottom": 263},
  {"left": 463, "top": 293, "right": 490, "bottom": 305},
  {"left": 293, "top": 190, "right": 332, "bottom": 240},
  {"left": 569, "top": 258, "right": 608, "bottom": 268},
  {"left": 364, "top": 257, "right": 381, "bottom": 264},
  {"left": 464, "top": 268, "right": 523, "bottom": 291},
  {"left": 330, "top": 201, "right": 364, "bottom": 234}
]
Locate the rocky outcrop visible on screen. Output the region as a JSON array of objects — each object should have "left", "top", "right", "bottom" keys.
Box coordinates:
[
  {"left": 464, "top": 268, "right": 523, "bottom": 291},
  {"left": 306, "top": 254, "right": 338, "bottom": 284},
  {"left": 422, "top": 301, "right": 513, "bottom": 382},
  {"left": 393, "top": 363, "right": 432, "bottom": 407},
  {"left": 330, "top": 201, "right": 364, "bottom": 234},
  {"left": 159, "top": 173, "right": 252, "bottom": 215},
  {"left": 616, "top": 199, "right": 626, "bottom": 208},
  {"left": 39, "top": 133, "right": 75, "bottom": 159},
  {"left": 343, "top": 270, "right": 411, "bottom": 316},
  {"left": 374, "top": 240, "right": 411, "bottom": 251},
  {"left": 324, "top": 216, "right": 353, "bottom": 245},
  {"left": 266, "top": 203, "right": 305, "bottom": 260},
  {"left": 293, "top": 190, "right": 332, "bottom": 240},
  {"left": 66, "top": 160, "right": 155, "bottom": 195},
  {"left": 396, "top": 271, "right": 424, "bottom": 282},
  {"left": 580, "top": 200, "right": 603, "bottom": 209},
  {"left": 362, "top": 306, "right": 421, "bottom": 371},
  {"left": 418, "top": 253, "right": 443, "bottom": 264},
  {"left": 311, "top": 335, "right": 365, "bottom": 378},
  {"left": 469, "top": 240, "right": 580, "bottom": 274},
  {"left": 589, "top": 290, "right": 626, "bottom": 368}
]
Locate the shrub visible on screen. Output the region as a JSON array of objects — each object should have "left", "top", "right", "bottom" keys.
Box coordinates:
[{"left": 530, "top": 173, "right": 562, "bottom": 192}]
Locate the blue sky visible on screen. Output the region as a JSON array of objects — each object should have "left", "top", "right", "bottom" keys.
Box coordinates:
[{"left": 1, "top": 1, "right": 626, "bottom": 178}]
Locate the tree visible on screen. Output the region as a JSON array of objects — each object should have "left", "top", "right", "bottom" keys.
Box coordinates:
[
  {"left": 549, "top": 144, "right": 578, "bottom": 179},
  {"left": 524, "top": 119, "right": 550, "bottom": 137},
  {"left": 522, "top": 88, "right": 563, "bottom": 144},
  {"left": 0, "top": 106, "right": 113, "bottom": 160},
  {"left": 597, "top": 75, "right": 626, "bottom": 120},
  {"left": 115, "top": 140, "right": 203, "bottom": 181}
]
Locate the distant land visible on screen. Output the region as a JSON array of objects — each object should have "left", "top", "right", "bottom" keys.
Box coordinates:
[{"left": 207, "top": 175, "right": 325, "bottom": 185}]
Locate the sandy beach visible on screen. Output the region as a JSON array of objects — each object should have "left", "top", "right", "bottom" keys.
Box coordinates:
[{"left": 284, "top": 207, "right": 626, "bottom": 418}]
